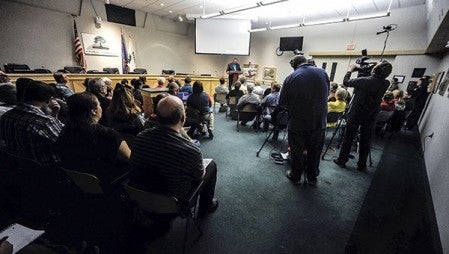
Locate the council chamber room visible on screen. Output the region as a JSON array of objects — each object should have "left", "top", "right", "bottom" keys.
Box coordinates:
[{"left": 0, "top": 0, "right": 448, "bottom": 253}]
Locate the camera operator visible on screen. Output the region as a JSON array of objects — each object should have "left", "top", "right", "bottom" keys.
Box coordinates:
[{"left": 334, "top": 61, "right": 392, "bottom": 171}]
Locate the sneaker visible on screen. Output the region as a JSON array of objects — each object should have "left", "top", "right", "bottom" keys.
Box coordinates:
[
  {"left": 333, "top": 159, "right": 346, "bottom": 168},
  {"left": 285, "top": 170, "right": 301, "bottom": 184}
]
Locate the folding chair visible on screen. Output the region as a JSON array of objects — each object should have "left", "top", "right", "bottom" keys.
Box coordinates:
[
  {"left": 123, "top": 181, "right": 204, "bottom": 254},
  {"left": 226, "top": 96, "right": 238, "bottom": 120},
  {"left": 213, "top": 93, "right": 227, "bottom": 114},
  {"left": 236, "top": 103, "right": 259, "bottom": 132}
]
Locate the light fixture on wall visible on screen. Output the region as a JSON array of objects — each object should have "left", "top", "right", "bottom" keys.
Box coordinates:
[
  {"left": 445, "top": 41, "right": 449, "bottom": 48},
  {"left": 178, "top": 15, "right": 184, "bottom": 22}
]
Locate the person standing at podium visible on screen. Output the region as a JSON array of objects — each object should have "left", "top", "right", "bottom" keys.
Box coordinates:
[{"left": 226, "top": 57, "right": 241, "bottom": 90}]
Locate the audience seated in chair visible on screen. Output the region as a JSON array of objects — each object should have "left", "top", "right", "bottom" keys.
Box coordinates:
[
  {"left": 56, "top": 92, "right": 131, "bottom": 189},
  {"left": 214, "top": 77, "right": 229, "bottom": 111},
  {"left": 186, "top": 81, "right": 214, "bottom": 139},
  {"left": 0, "top": 71, "right": 17, "bottom": 117},
  {"left": 53, "top": 72, "right": 74, "bottom": 99},
  {"left": 167, "top": 82, "right": 179, "bottom": 96},
  {"left": 180, "top": 76, "right": 193, "bottom": 94},
  {"left": 226, "top": 81, "right": 244, "bottom": 120},
  {"left": 106, "top": 84, "right": 145, "bottom": 148},
  {"left": 380, "top": 91, "right": 396, "bottom": 111},
  {"left": 260, "top": 83, "right": 281, "bottom": 131},
  {"left": 156, "top": 77, "right": 166, "bottom": 88},
  {"left": 145, "top": 93, "right": 193, "bottom": 142},
  {"left": 236, "top": 84, "right": 261, "bottom": 126},
  {"left": 327, "top": 89, "right": 348, "bottom": 127},
  {"left": 0, "top": 81, "right": 63, "bottom": 166},
  {"left": 87, "top": 78, "right": 110, "bottom": 125},
  {"left": 129, "top": 95, "right": 218, "bottom": 218},
  {"left": 131, "top": 78, "right": 144, "bottom": 106}
]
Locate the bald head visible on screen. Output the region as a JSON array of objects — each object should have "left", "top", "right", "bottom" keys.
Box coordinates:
[{"left": 156, "top": 95, "right": 185, "bottom": 126}]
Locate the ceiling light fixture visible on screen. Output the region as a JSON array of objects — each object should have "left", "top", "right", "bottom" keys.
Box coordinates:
[
  {"left": 270, "top": 23, "right": 301, "bottom": 30},
  {"left": 303, "top": 17, "right": 345, "bottom": 26},
  {"left": 248, "top": 27, "right": 268, "bottom": 32},
  {"left": 200, "top": 0, "right": 287, "bottom": 19},
  {"left": 347, "top": 12, "right": 390, "bottom": 21}
]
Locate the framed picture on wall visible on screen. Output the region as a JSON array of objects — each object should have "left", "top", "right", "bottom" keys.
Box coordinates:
[
  {"left": 263, "top": 67, "right": 277, "bottom": 80},
  {"left": 82, "top": 33, "right": 119, "bottom": 56},
  {"left": 242, "top": 62, "right": 258, "bottom": 81},
  {"left": 411, "top": 68, "right": 426, "bottom": 78},
  {"left": 393, "top": 75, "right": 405, "bottom": 83},
  {"left": 429, "top": 72, "right": 441, "bottom": 93}
]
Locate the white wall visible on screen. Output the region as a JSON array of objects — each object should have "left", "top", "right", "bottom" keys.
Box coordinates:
[
  {"left": 419, "top": 51, "right": 449, "bottom": 254},
  {"left": 248, "top": 4, "right": 431, "bottom": 84},
  {"left": 0, "top": 1, "right": 437, "bottom": 83},
  {"left": 2, "top": 0, "right": 449, "bottom": 250},
  {"left": 425, "top": 0, "right": 449, "bottom": 43}
]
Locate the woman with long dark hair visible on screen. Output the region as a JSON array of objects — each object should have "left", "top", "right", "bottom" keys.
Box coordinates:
[
  {"left": 56, "top": 92, "right": 131, "bottom": 188},
  {"left": 106, "top": 84, "right": 144, "bottom": 147}
]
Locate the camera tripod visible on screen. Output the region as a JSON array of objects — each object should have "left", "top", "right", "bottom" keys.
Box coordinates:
[
  {"left": 321, "top": 97, "right": 373, "bottom": 166},
  {"left": 256, "top": 124, "right": 285, "bottom": 157}
]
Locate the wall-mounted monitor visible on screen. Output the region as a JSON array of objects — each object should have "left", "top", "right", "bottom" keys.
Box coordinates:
[
  {"left": 105, "top": 4, "right": 136, "bottom": 27},
  {"left": 279, "top": 36, "right": 303, "bottom": 51}
]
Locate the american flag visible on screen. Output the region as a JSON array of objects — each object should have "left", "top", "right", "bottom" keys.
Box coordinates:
[{"left": 73, "top": 19, "right": 87, "bottom": 73}]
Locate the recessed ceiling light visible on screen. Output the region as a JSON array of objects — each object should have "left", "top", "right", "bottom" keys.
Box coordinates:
[
  {"left": 160, "top": 3, "right": 164, "bottom": 6},
  {"left": 200, "top": 5, "right": 203, "bottom": 8},
  {"left": 169, "top": 10, "right": 173, "bottom": 13}
]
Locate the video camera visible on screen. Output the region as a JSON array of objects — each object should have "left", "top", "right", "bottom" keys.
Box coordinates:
[{"left": 354, "top": 49, "right": 377, "bottom": 77}]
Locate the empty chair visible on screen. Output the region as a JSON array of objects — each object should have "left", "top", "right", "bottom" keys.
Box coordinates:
[
  {"left": 226, "top": 96, "right": 239, "bottom": 120},
  {"left": 185, "top": 106, "right": 212, "bottom": 138},
  {"left": 375, "top": 110, "right": 395, "bottom": 137},
  {"left": 3, "top": 63, "right": 32, "bottom": 73},
  {"left": 162, "top": 69, "right": 175, "bottom": 75},
  {"left": 213, "top": 93, "right": 227, "bottom": 113},
  {"left": 236, "top": 103, "right": 259, "bottom": 132},
  {"left": 133, "top": 68, "right": 147, "bottom": 74},
  {"left": 64, "top": 66, "right": 84, "bottom": 73},
  {"left": 103, "top": 68, "right": 119, "bottom": 74},
  {"left": 124, "top": 181, "right": 203, "bottom": 254},
  {"left": 33, "top": 68, "right": 52, "bottom": 73},
  {"left": 60, "top": 166, "right": 104, "bottom": 195},
  {"left": 87, "top": 70, "right": 108, "bottom": 74}
]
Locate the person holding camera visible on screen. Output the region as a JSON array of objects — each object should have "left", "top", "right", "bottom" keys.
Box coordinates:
[
  {"left": 279, "top": 55, "right": 329, "bottom": 185},
  {"left": 334, "top": 61, "right": 392, "bottom": 171}
]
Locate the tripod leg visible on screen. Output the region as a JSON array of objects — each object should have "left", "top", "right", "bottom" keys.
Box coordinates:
[
  {"left": 256, "top": 130, "right": 274, "bottom": 157},
  {"left": 369, "top": 146, "right": 373, "bottom": 166},
  {"left": 321, "top": 121, "right": 343, "bottom": 160}
]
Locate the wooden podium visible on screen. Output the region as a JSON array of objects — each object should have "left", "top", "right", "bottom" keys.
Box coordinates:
[{"left": 228, "top": 70, "right": 243, "bottom": 85}]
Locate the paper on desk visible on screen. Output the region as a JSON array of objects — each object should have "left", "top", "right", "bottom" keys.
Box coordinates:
[{"left": 0, "top": 223, "right": 44, "bottom": 254}]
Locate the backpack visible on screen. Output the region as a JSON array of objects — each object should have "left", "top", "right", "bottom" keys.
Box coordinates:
[{"left": 271, "top": 105, "right": 288, "bottom": 127}]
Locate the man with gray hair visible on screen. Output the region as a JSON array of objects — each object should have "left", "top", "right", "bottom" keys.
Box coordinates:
[
  {"left": 279, "top": 55, "right": 329, "bottom": 185},
  {"left": 236, "top": 83, "right": 261, "bottom": 126},
  {"left": 130, "top": 96, "right": 219, "bottom": 218}
]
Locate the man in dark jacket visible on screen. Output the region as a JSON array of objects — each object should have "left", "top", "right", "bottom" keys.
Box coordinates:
[
  {"left": 279, "top": 55, "right": 329, "bottom": 185},
  {"left": 334, "top": 61, "right": 393, "bottom": 171}
]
